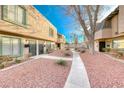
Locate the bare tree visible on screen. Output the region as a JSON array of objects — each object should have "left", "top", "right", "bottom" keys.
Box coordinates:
[
  {"left": 69, "top": 32, "right": 79, "bottom": 49},
  {"left": 64, "top": 5, "right": 100, "bottom": 54}
]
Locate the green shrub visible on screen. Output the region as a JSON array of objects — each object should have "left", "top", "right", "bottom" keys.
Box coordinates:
[
  {"left": 15, "top": 58, "right": 22, "bottom": 63},
  {"left": 75, "top": 48, "right": 77, "bottom": 50},
  {"left": 56, "top": 59, "right": 67, "bottom": 66},
  {"left": 80, "top": 50, "right": 85, "bottom": 53},
  {"left": 116, "top": 51, "right": 123, "bottom": 58},
  {"left": 66, "top": 48, "right": 69, "bottom": 50},
  {"left": 0, "top": 64, "right": 4, "bottom": 69},
  {"left": 102, "top": 48, "right": 111, "bottom": 52},
  {"left": 28, "top": 53, "right": 32, "bottom": 57},
  {"left": 64, "top": 52, "right": 71, "bottom": 56}
]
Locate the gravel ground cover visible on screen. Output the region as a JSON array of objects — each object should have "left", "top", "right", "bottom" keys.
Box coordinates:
[
  {"left": 0, "top": 58, "right": 72, "bottom": 88},
  {"left": 49, "top": 50, "right": 73, "bottom": 58},
  {"left": 80, "top": 51, "right": 124, "bottom": 88}
]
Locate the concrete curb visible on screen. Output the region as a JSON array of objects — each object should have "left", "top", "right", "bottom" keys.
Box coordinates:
[
  {"left": 0, "top": 59, "right": 36, "bottom": 72},
  {"left": 31, "top": 55, "right": 72, "bottom": 61},
  {"left": 103, "top": 53, "right": 124, "bottom": 64}
]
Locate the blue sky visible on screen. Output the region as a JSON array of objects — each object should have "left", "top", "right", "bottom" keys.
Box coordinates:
[
  {"left": 34, "top": 5, "right": 118, "bottom": 43},
  {"left": 34, "top": 5, "right": 84, "bottom": 43}
]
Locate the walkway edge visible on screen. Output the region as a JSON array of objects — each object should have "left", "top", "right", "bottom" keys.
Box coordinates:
[
  {"left": 64, "top": 51, "right": 91, "bottom": 88},
  {"left": 103, "top": 53, "right": 124, "bottom": 64},
  {"left": 0, "top": 59, "right": 36, "bottom": 72},
  {"left": 31, "top": 55, "right": 72, "bottom": 61}
]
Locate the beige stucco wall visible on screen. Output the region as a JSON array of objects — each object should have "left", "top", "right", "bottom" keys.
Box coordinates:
[
  {"left": 95, "top": 28, "right": 112, "bottom": 40},
  {"left": 0, "top": 5, "right": 57, "bottom": 42},
  {"left": 118, "top": 6, "right": 124, "bottom": 34},
  {"left": 105, "top": 39, "right": 112, "bottom": 48},
  {"left": 94, "top": 6, "right": 124, "bottom": 52},
  {"left": 111, "top": 15, "right": 118, "bottom": 37}
]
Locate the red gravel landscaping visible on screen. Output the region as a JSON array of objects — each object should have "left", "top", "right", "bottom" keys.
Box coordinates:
[
  {"left": 80, "top": 51, "right": 124, "bottom": 88},
  {"left": 49, "top": 49, "right": 72, "bottom": 58},
  {"left": 0, "top": 58, "right": 72, "bottom": 88}
]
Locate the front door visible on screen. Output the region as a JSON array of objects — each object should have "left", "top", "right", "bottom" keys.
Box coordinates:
[
  {"left": 39, "top": 44, "right": 44, "bottom": 54},
  {"left": 99, "top": 41, "right": 106, "bottom": 52},
  {"left": 29, "top": 40, "right": 36, "bottom": 56}
]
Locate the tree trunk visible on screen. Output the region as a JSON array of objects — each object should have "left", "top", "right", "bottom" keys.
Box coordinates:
[{"left": 88, "top": 37, "right": 95, "bottom": 55}]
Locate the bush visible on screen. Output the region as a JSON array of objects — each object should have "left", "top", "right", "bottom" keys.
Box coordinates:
[
  {"left": 28, "top": 53, "right": 32, "bottom": 57},
  {"left": 64, "top": 52, "right": 71, "bottom": 56},
  {"left": 80, "top": 50, "right": 85, "bottom": 53},
  {"left": 0, "top": 56, "right": 13, "bottom": 62},
  {"left": 15, "top": 57, "right": 22, "bottom": 63},
  {"left": 0, "top": 64, "right": 4, "bottom": 69},
  {"left": 66, "top": 48, "right": 69, "bottom": 50},
  {"left": 75, "top": 48, "right": 77, "bottom": 50},
  {"left": 56, "top": 59, "right": 67, "bottom": 66},
  {"left": 102, "top": 48, "right": 111, "bottom": 52},
  {"left": 116, "top": 51, "right": 123, "bottom": 58}
]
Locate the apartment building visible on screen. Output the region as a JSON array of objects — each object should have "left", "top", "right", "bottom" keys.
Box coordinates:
[
  {"left": 0, "top": 5, "right": 58, "bottom": 58},
  {"left": 56, "top": 33, "right": 66, "bottom": 49},
  {"left": 95, "top": 6, "right": 124, "bottom": 52}
]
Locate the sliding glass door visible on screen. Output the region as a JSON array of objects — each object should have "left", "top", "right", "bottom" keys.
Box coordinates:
[
  {"left": 29, "top": 40, "right": 36, "bottom": 56},
  {"left": 1, "top": 37, "right": 21, "bottom": 56},
  {"left": 12, "top": 38, "right": 20, "bottom": 56},
  {"left": 2, "top": 37, "right": 12, "bottom": 55}
]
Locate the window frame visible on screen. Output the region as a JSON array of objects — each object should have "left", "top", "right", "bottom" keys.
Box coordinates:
[
  {"left": 0, "top": 36, "right": 22, "bottom": 57},
  {"left": 1, "top": 5, "right": 27, "bottom": 27},
  {"left": 49, "top": 27, "right": 54, "bottom": 37}
]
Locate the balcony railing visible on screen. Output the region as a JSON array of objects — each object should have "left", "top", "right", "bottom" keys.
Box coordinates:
[
  {"left": 57, "top": 38, "right": 64, "bottom": 43},
  {"left": 97, "top": 20, "right": 111, "bottom": 31},
  {"left": 95, "top": 28, "right": 112, "bottom": 40}
]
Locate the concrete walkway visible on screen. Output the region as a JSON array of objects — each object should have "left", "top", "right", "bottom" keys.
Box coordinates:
[
  {"left": 31, "top": 54, "right": 72, "bottom": 61},
  {"left": 64, "top": 51, "right": 90, "bottom": 88}
]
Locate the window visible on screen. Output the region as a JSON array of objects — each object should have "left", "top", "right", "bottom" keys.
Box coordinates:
[
  {"left": 1, "top": 37, "right": 21, "bottom": 56},
  {"left": 12, "top": 39, "right": 20, "bottom": 56},
  {"left": 49, "top": 28, "right": 54, "bottom": 37},
  {"left": 17, "top": 6, "right": 26, "bottom": 25},
  {"left": 9, "top": 6, "right": 15, "bottom": 22},
  {"left": 2, "top": 6, "right": 8, "bottom": 19},
  {"left": 2, "top": 37, "right": 12, "bottom": 55},
  {"left": 113, "top": 40, "right": 124, "bottom": 49},
  {"left": 2, "top": 5, "right": 27, "bottom": 26},
  {"left": 2, "top": 6, "right": 16, "bottom": 21}
]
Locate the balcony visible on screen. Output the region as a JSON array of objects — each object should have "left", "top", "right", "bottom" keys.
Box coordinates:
[
  {"left": 95, "top": 28, "right": 112, "bottom": 40},
  {"left": 57, "top": 38, "right": 65, "bottom": 43},
  {"left": 57, "top": 38, "right": 62, "bottom": 43}
]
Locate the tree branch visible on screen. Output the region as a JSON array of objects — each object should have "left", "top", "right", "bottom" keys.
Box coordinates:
[
  {"left": 93, "top": 5, "right": 100, "bottom": 34},
  {"left": 85, "top": 5, "right": 94, "bottom": 34},
  {"left": 73, "top": 5, "right": 90, "bottom": 39}
]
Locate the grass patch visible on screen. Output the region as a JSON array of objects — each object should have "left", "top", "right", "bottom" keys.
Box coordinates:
[
  {"left": 80, "top": 50, "right": 85, "bottom": 53},
  {"left": 0, "top": 64, "right": 4, "bottom": 69},
  {"left": 15, "top": 59, "right": 22, "bottom": 63},
  {"left": 64, "top": 52, "right": 71, "bottom": 56},
  {"left": 15, "top": 57, "right": 22, "bottom": 64},
  {"left": 56, "top": 59, "right": 67, "bottom": 66}
]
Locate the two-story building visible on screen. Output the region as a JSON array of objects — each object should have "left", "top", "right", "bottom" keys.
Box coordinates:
[
  {"left": 0, "top": 5, "right": 58, "bottom": 58},
  {"left": 95, "top": 6, "right": 124, "bottom": 52},
  {"left": 56, "top": 33, "right": 66, "bottom": 49}
]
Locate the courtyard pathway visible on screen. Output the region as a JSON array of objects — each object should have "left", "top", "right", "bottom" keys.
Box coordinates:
[
  {"left": 31, "top": 54, "right": 72, "bottom": 61},
  {"left": 64, "top": 51, "right": 90, "bottom": 88}
]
